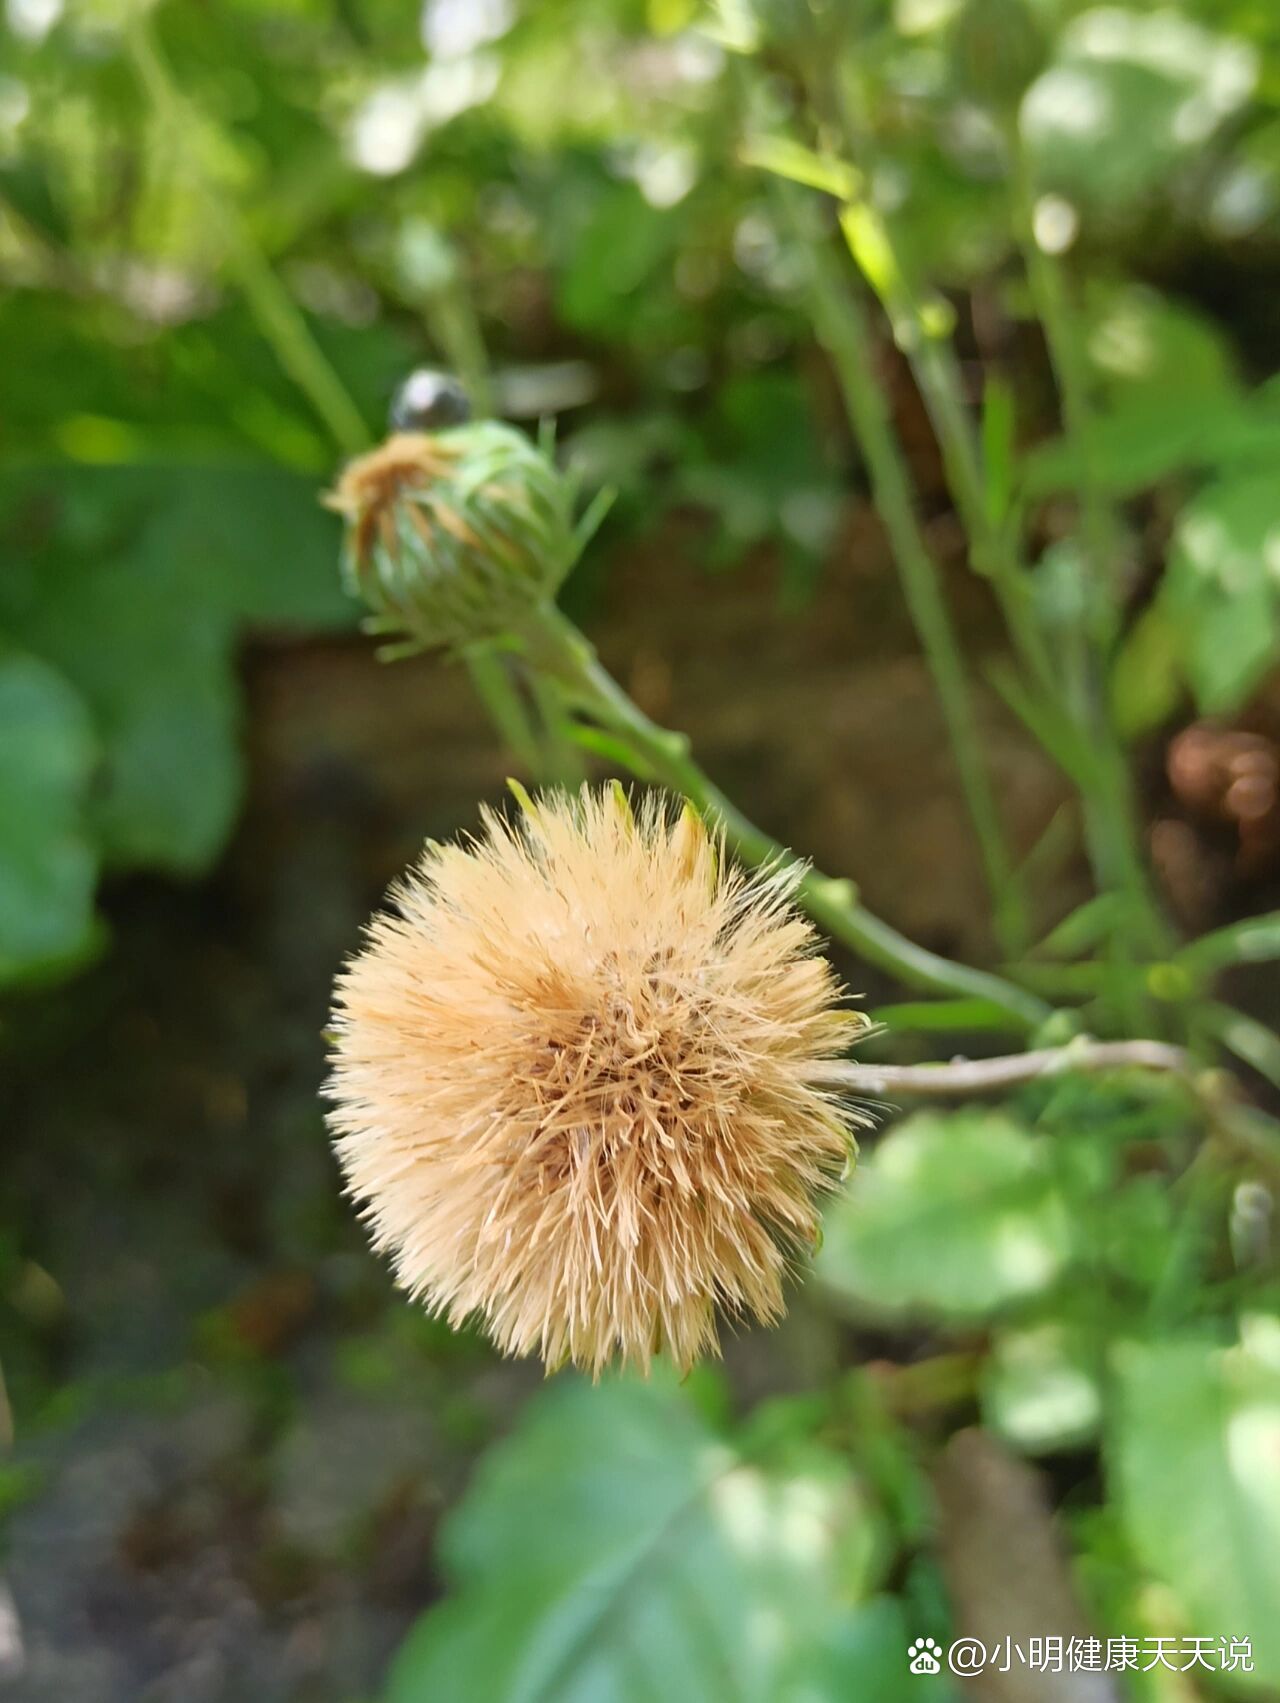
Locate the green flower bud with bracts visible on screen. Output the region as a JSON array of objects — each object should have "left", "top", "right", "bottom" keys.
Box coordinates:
[{"left": 326, "top": 421, "right": 584, "bottom": 655}]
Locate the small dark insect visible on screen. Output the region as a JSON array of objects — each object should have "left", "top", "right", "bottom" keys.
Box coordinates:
[{"left": 389, "top": 369, "right": 472, "bottom": 433}]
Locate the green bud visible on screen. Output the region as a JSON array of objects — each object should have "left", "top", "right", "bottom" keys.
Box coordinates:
[{"left": 327, "top": 422, "right": 579, "bottom": 652}]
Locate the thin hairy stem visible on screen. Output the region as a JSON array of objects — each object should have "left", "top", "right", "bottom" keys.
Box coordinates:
[
  {"left": 811, "top": 1039, "right": 1190, "bottom": 1096},
  {"left": 812, "top": 1041, "right": 1280, "bottom": 1180}
]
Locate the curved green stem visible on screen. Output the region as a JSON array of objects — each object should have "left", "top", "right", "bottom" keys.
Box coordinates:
[
  {"left": 517, "top": 602, "right": 1050, "bottom": 1032},
  {"left": 786, "top": 194, "right": 1025, "bottom": 956}
]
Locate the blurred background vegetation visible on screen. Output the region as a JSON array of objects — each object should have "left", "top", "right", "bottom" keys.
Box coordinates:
[{"left": 2, "top": 0, "right": 1280, "bottom": 1698}]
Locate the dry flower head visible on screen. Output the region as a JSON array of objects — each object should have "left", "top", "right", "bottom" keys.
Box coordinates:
[{"left": 327, "top": 785, "right": 865, "bottom": 1374}]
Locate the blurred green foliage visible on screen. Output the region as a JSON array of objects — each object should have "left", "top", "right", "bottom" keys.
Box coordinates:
[
  {"left": 3, "top": 0, "right": 1280, "bottom": 982},
  {"left": 3, "top": 0, "right": 1280, "bottom": 1698}
]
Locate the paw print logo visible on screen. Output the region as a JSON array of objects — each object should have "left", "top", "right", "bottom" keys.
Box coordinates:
[{"left": 908, "top": 1637, "right": 943, "bottom": 1675}]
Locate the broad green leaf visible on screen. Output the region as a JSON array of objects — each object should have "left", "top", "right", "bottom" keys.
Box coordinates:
[
  {"left": 140, "top": 467, "right": 354, "bottom": 630},
  {"left": 386, "top": 1376, "right": 883, "bottom": 1703},
  {"left": 0, "top": 154, "right": 72, "bottom": 248},
  {"left": 1110, "top": 1333, "right": 1280, "bottom": 1688},
  {"left": 1025, "top": 281, "right": 1262, "bottom": 516},
  {"left": 816, "top": 1112, "right": 1072, "bottom": 1322},
  {"left": 555, "top": 183, "right": 678, "bottom": 340},
  {"left": 0, "top": 649, "right": 98, "bottom": 983},
  {"left": 983, "top": 1323, "right": 1102, "bottom": 1454},
  {"left": 1, "top": 465, "right": 354, "bottom": 632},
  {"left": 1021, "top": 392, "right": 1280, "bottom": 501},
  {"left": 674, "top": 373, "right": 842, "bottom": 570},
  {"left": 0, "top": 465, "right": 354, "bottom": 876},
  {"left": 820, "top": 1595, "right": 961, "bottom": 1700}
]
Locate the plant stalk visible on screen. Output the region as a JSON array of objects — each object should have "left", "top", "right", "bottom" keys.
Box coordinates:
[
  {"left": 1006, "top": 138, "right": 1170, "bottom": 978},
  {"left": 517, "top": 602, "right": 1050, "bottom": 1031},
  {"left": 811, "top": 1041, "right": 1280, "bottom": 1180},
  {"left": 786, "top": 194, "right": 1026, "bottom": 955}
]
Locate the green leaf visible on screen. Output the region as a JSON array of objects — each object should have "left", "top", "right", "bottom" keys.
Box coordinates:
[
  {"left": 0, "top": 465, "right": 353, "bottom": 876},
  {"left": 1031, "top": 893, "right": 1125, "bottom": 961},
  {"left": 5, "top": 539, "right": 242, "bottom": 874},
  {"left": 816, "top": 1112, "right": 1073, "bottom": 1322},
  {"left": 1161, "top": 470, "right": 1280, "bottom": 715},
  {"left": 386, "top": 1376, "right": 881, "bottom": 1703},
  {"left": 0, "top": 649, "right": 98, "bottom": 983},
  {"left": 838, "top": 204, "right": 954, "bottom": 344},
  {"left": 555, "top": 183, "right": 677, "bottom": 340},
  {"left": 1110, "top": 1332, "right": 1280, "bottom": 1688},
  {"left": 1021, "top": 10, "right": 1258, "bottom": 213},
  {"left": 821, "top": 1595, "right": 961, "bottom": 1700},
  {"left": 1110, "top": 601, "right": 1184, "bottom": 738},
  {"left": 1083, "top": 282, "right": 1240, "bottom": 408},
  {"left": 141, "top": 467, "right": 353, "bottom": 630},
  {"left": 869, "top": 998, "right": 1022, "bottom": 1033}
]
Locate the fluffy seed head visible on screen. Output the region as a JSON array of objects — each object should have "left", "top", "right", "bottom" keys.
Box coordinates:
[
  {"left": 326, "top": 786, "right": 866, "bottom": 1375},
  {"left": 326, "top": 421, "right": 577, "bottom": 651}
]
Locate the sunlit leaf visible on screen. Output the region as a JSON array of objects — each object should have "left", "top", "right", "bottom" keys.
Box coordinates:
[
  {"left": 386, "top": 1376, "right": 885, "bottom": 1703},
  {"left": 1111, "top": 1332, "right": 1280, "bottom": 1688},
  {"left": 1162, "top": 469, "right": 1280, "bottom": 714}
]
